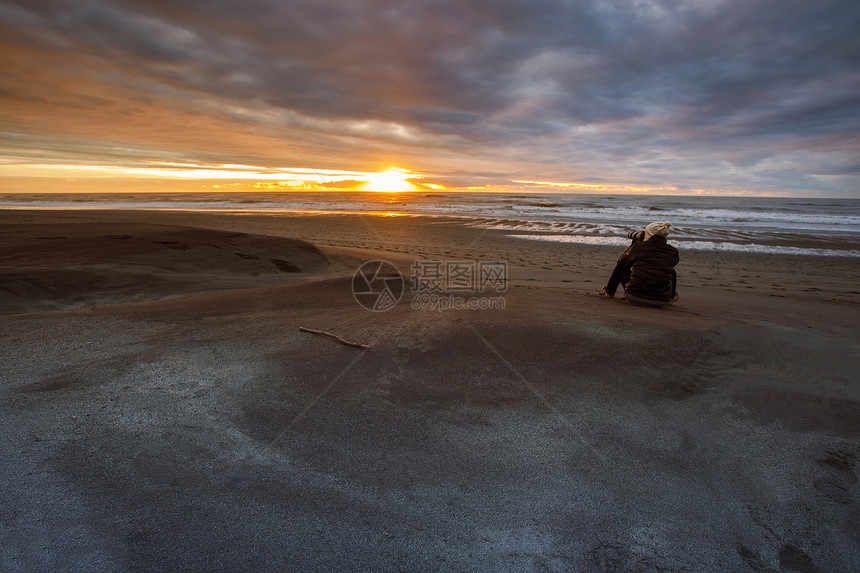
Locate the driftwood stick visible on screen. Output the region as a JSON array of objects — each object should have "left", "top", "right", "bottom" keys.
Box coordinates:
[{"left": 299, "top": 327, "right": 370, "bottom": 350}]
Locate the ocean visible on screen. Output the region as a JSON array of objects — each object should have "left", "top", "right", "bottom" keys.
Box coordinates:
[{"left": 2, "top": 192, "right": 859, "bottom": 257}]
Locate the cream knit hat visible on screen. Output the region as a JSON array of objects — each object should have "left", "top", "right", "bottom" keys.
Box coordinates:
[{"left": 644, "top": 221, "right": 671, "bottom": 240}]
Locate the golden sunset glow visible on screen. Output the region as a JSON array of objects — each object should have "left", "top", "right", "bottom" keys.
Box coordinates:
[
  {"left": 0, "top": 162, "right": 429, "bottom": 193},
  {"left": 361, "top": 169, "right": 416, "bottom": 193}
]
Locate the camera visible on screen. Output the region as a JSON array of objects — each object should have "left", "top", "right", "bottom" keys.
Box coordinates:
[{"left": 627, "top": 230, "right": 645, "bottom": 242}]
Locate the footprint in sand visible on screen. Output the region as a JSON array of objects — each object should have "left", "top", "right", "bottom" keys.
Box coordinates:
[
  {"left": 779, "top": 544, "right": 820, "bottom": 573},
  {"left": 270, "top": 258, "right": 302, "bottom": 273},
  {"left": 153, "top": 241, "right": 191, "bottom": 251},
  {"left": 814, "top": 449, "right": 857, "bottom": 505}
]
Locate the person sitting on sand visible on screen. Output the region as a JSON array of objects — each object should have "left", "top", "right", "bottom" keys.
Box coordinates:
[{"left": 600, "top": 221, "right": 679, "bottom": 307}]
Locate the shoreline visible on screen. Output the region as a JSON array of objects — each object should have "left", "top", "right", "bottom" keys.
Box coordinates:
[
  {"left": 1, "top": 209, "right": 858, "bottom": 571},
  {"left": 2, "top": 191, "right": 859, "bottom": 256}
]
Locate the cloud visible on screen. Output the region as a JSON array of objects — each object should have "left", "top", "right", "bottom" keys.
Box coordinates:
[{"left": 1, "top": 0, "right": 859, "bottom": 195}]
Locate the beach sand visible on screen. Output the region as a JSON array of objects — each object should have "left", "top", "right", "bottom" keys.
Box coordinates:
[{"left": 1, "top": 208, "right": 858, "bottom": 571}]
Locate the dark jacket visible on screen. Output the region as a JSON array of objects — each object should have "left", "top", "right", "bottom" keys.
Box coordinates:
[{"left": 617, "top": 235, "right": 679, "bottom": 301}]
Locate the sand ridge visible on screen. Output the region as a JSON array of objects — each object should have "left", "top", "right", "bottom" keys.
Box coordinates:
[{"left": 0, "top": 222, "right": 345, "bottom": 314}]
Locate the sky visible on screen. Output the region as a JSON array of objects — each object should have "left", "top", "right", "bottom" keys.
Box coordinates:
[{"left": 1, "top": 0, "right": 859, "bottom": 196}]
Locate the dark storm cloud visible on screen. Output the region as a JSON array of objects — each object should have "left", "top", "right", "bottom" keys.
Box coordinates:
[{"left": 1, "top": 0, "right": 859, "bottom": 194}]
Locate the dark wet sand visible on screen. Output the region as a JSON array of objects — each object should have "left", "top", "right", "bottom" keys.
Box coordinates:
[{"left": 1, "top": 209, "right": 858, "bottom": 571}]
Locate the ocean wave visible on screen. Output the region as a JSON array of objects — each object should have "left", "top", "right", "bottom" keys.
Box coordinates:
[
  {"left": 673, "top": 240, "right": 860, "bottom": 257},
  {"left": 669, "top": 208, "right": 860, "bottom": 228},
  {"left": 524, "top": 202, "right": 563, "bottom": 208},
  {"left": 509, "top": 234, "right": 860, "bottom": 257}
]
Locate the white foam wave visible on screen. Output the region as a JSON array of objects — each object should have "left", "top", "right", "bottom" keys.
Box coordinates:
[{"left": 509, "top": 234, "right": 860, "bottom": 257}]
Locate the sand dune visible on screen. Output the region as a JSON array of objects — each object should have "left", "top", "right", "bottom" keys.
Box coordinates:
[{"left": 0, "top": 223, "right": 336, "bottom": 313}]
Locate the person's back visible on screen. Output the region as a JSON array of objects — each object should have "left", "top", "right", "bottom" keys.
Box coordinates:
[
  {"left": 623, "top": 235, "right": 679, "bottom": 301},
  {"left": 600, "top": 221, "right": 679, "bottom": 307}
]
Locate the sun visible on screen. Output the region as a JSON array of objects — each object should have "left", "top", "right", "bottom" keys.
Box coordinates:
[{"left": 361, "top": 168, "right": 416, "bottom": 192}]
